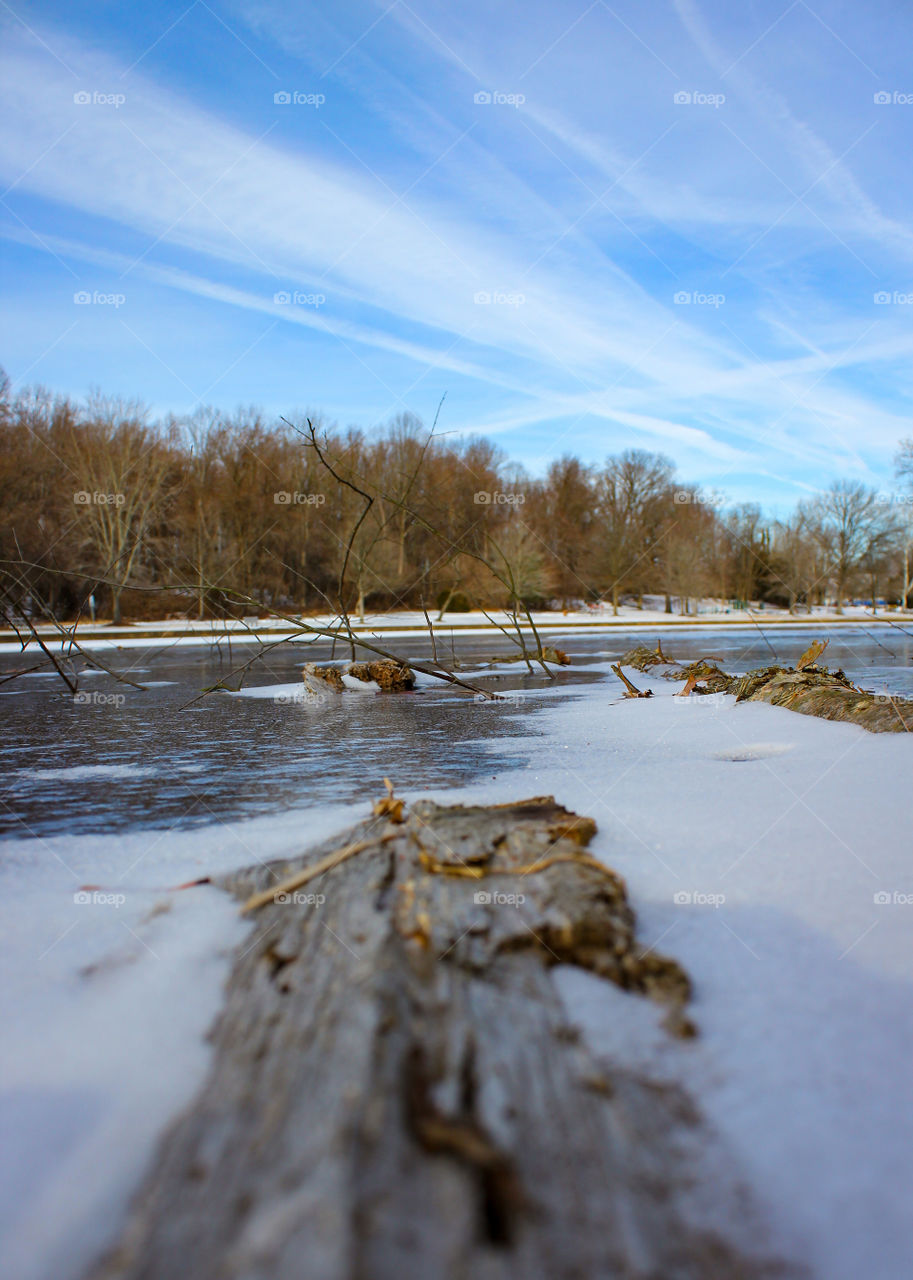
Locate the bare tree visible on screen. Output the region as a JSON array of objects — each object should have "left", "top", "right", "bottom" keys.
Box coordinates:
[
  {"left": 7, "top": 370, "right": 912, "bottom": 631},
  {"left": 660, "top": 496, "right": 715, "bottom": 615},
  {"left": 595, "top": 450, "right": 674, "bottom": 614},
  {"left": 722, "top": 504, "right": 770, "bottom": 604},
  {"left": 809, "top": 481, "right": 899, "bottom": 614},
  {"left": 64, "top": 396, "right": 176, "bottom": 623},
  {"left": 772, "top": 511, "right": 824, "bottom": 613},
  {"left": 539, "top": 456, "right": 596, "bottom": 606}
]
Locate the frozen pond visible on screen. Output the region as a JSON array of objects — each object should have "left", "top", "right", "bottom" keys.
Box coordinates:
[
  {"left": 0, "top": 621, "right": 911, "bottom": 1280},
  {"left": 1, "top": 623, "right": 910, "bottom": 840}
]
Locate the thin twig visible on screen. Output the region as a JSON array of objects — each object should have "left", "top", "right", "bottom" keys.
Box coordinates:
[
  {"left": 3, "top": 606, "right": 78, "bottom": 693},
  {"left": 421, "top": 599, "right": 440, "bottom": 666},
  {"left": 240, "top": 828, "right": 400, "bottom": 914}
]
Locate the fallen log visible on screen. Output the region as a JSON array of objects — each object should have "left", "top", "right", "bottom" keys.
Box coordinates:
[
  {"left": 87, "top": 795, "right": 799, "bottom": 1280},
  {"left": 302, "top": 659, "right": 416, "bottom": 693},
  {"left": 729, "top": 667, "right": 912, "bottom": 732},
  {"left": 619, "top": 641, "right": 912, "bottom": 732}
]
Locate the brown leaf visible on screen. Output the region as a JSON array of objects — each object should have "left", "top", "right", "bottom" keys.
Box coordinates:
[
  {"left": 373, "top": 776, "right": 406, "bottom": 822},
  {"left": 797, "top": 638, "right": 828, "bottom": 671}
]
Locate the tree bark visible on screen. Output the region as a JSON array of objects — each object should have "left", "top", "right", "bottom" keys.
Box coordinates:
[{"left": 88, "top": 797, "right": 799, "bottom": 1280}]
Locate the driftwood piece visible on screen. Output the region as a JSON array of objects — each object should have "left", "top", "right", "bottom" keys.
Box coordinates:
[
  {"left": 618, "top": 645, "right": 730, "bottom": 693},
  {"left": 348, "top": 660, "right": 416, "bottom": 691},
  {"left": 619, "top": 644, "right": 912, "bottom": 731},
  {"left": 88, "top": 796, "right": 801, "bottom": 1280},
  {"left": 611, "top": 663, "right": 653, "bottom": 698},
  {"left": 302, "top": 659, "right": 416, "bottom": 694}
]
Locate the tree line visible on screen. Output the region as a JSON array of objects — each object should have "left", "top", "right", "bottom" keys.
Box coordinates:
[{"left": 1, "top": 373, "right": 911, "bottom": 624}]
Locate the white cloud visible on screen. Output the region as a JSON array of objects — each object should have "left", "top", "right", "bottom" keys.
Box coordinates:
[{"left": 2, "top": 7, "right": 913, "bottom": 496}]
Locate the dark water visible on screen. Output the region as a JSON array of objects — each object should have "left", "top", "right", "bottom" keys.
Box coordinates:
[{"left": 1, "top": 624, "right": 910, "bottom": 839}]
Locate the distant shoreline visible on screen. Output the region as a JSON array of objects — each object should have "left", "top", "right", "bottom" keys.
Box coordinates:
[{"left": 3, "top": 610, "right": 911, "bottom": 653}]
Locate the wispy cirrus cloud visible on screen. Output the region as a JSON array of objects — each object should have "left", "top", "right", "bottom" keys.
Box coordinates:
[{"left": 2, "top": 1, "right": 913, "bottom": 505}]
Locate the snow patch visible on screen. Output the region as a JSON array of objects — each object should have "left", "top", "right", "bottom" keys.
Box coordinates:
[{"left": 0, "top": 802, "right": 357, "bottom": 1280}]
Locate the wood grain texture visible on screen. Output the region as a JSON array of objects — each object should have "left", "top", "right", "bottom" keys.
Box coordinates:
[{"left": 89, "top": 797, "right": 801, "bottom": 1280}]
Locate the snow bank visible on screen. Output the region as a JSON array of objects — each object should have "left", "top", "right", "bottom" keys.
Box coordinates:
[
  {"left": 0, "top": 803, "right": 357, "bottom": 1280},
  {"left": 425, "top": 670, "right": 913, "bottom": 1280}
]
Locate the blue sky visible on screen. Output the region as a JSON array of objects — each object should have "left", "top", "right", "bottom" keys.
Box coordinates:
[{"left": 2, "top": 0, "right": 912, "bottom": 511}]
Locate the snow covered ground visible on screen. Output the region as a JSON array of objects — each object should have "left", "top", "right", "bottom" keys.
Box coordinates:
[
  {"left": 0, "top": 803, "right": 357, "bottom": 1280},
  {"left": 463, "top": 664, "right": 913, "bottom": 1280},
  {"left": 1, "top": 659, "right": 911, "bottom": 1279}
]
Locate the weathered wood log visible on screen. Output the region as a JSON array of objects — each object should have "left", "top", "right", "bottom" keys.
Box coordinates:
[
  {"left": 89, "top": 797, "right": 800, "bottom": 1280},
  {"left": 619, "top": 643, "right": 912, "bottom": 731},
  {"left": 347, "top": 660, "right": 415, "bottom": 691},
  {"left": 302, "top": 660, "right": 416, "bottom": 694}
]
